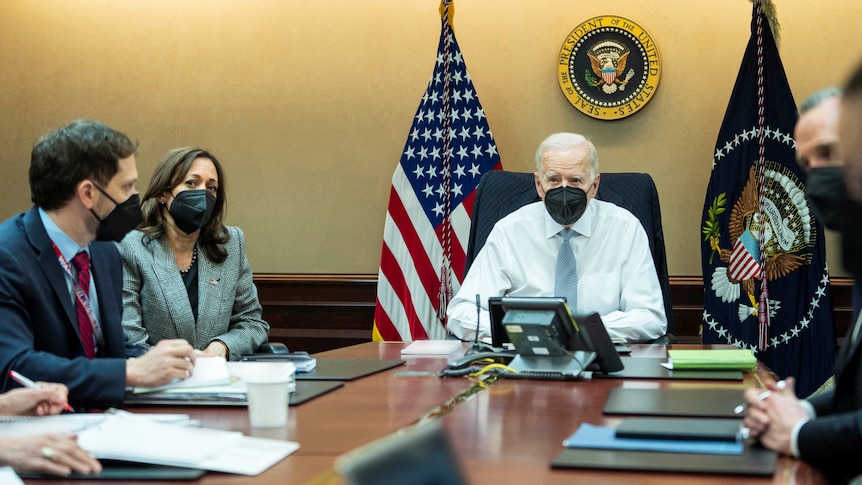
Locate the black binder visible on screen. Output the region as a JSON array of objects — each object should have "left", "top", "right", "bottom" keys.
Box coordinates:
[
  {"left": 16, "top": 459, "right": 206, "bottom": 480},
  {"left": 603, "top": 387, "right": 743, "bottom": 418},
  {"left": 125, "top": 380, "right": 343, "bottom": 406},
  {"left": 294, "top": 359, "right": 405, "bottom": 381},
  {"left": 615, "top": 417, "right": 743, "bottom": 442},
  {"left": 551, "top": 445, "right": 777, "bottom": 476}
]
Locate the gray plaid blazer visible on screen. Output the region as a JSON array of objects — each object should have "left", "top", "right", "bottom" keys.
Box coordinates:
[{"left": 117, "top": 226, "right": 269, "bottom": 360}]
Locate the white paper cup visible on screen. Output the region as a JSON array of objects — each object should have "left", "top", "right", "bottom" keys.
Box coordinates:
[{"left": 243, "top": 362, "right": 295, "bottom": 428}]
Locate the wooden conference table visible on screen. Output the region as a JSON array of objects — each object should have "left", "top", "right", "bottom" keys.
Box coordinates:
[{"left": 27, "top": 342, "right": 828, "bottom": 485}]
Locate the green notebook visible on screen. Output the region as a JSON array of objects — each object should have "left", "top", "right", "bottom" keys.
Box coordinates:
[{"left": 667, "top": 349, "right": 756, "bottom": 371}]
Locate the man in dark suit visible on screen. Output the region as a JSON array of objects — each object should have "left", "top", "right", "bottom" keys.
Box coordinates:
[
  {"left": 0, "top": 120, "right": 197, "bottom": 409},
  {"left": 743, "top": 73, "right": 862, "bottom": 484},
  {"left": 795, "top": 86, "right": 862, "bottom": 326}
]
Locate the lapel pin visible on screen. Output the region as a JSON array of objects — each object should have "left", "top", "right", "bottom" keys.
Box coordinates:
[{"left": 210, "top": 279, "right": 219, "bottom": 285}]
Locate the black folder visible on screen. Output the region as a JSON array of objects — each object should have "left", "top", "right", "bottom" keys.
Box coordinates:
[
  {"left": 125, "top": 380, "right": 343, "bottom": 406},
  {"left": 615, "top": 417, "right": 743, "bottom": 442},
  {"left": 602, "top": 387, "right": 743, "bottom": 418},
  {"left": 292, "top": 380, "right": 344, "bottom": 404},
  {"left": 593, "top": 357, "right": 743, "bottom": 380},
  {"left": 551, "top": 445, "right": 777, "bottom": 476},
  {"left": 16, "top": 459, "right": 206, "bottom": 480},
  {"left": 295, "top": 359, "right": 405, "bottom": 381}
]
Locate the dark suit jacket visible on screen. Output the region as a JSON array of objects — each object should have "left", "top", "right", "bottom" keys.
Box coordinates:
[
  {"left": 799, "top": 318, "right": 862, "bottom": 483},
  {"left": 0, "top": 207, "right": 128, "bottom": 408}
]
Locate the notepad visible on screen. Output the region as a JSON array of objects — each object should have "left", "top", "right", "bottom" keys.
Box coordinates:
[
  {"left": 400, "top": 340, "right": 461, "bottom": 356},
  {"left": 0, "top": 467, "right": 23, "bottom": 485},
  {"left": 132, "top": 356, "right": 232, "bottom": 394},
  {"left": 0, "top": 414, "right": 107, "bottom": 436},
  {"left": 137, "top": 361, "right": 292, "bottom": 396},
  {"left": 665, "top": 349, "right": 757, "bottom": 371},
  {"left": 0, "top": 412, "right": 298, "bottom": 476},
  {"left": 77, "top": 414, "right": 298, "bottom": 476}
]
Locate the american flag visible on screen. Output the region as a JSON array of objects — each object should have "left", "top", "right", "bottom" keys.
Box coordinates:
[{"left": 373, "top": 1, "right": 501, "bottom": 341}]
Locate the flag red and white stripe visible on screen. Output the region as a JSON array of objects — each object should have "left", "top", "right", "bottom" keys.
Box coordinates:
[
  {"left": 729, "top": 238, "right": 761, "bottom": 281},
  {"left": 373, "top": 1, "right": 501, "bottom": 341}
]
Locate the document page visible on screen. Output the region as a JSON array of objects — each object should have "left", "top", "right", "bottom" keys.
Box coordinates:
[
  {"left": 132, "top": 356, "right": 232, "bottom": 393},
  {"left": 75, "top": 414, "right": 299, "bottom": 475}
]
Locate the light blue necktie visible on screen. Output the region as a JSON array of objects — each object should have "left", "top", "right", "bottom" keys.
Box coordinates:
[{"left": 555, "top": 228, "right": 578, "bottom": 311}]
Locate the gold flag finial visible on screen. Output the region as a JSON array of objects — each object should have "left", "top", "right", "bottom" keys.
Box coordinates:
[
  {"left": 439, "top": 0, "right": 455, "bottom": 30},
  {"left": 751, "top": 0, "right": 781, "bottom": 47}
]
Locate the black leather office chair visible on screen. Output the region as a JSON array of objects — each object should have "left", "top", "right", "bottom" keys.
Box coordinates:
[
  {"left": 257, "top": 342, "right": 289, "bottom": 354},
  {"left": 464, "top": 170, "right": 676, "bottom": 342}
]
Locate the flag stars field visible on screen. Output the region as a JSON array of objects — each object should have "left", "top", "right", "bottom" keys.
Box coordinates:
[{"left": 373, "top": 1, "right": 501, "bottom": 342}]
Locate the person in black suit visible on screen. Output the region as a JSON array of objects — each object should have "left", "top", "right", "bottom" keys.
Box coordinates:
[
  {"left": 0, "top": 120, "right": 197, "bottom": 409},
  {"left": 795, "top": 86, "right": 862, "bottom": 325},
  {"left": 743, "top": 70, "right": 862, "bottom": 484}
]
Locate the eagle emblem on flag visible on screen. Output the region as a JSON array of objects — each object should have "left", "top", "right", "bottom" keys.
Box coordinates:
[
  {"left": 701, "top": 2, "right": 834, "bottom": 397},
  {"left": 704, "top": 158, "right": 819, "bottom": 326}
]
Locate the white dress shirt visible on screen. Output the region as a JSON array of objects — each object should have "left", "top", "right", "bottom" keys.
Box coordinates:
[{"left": 447, "top": 200, "right": 667, "bottom": 342}]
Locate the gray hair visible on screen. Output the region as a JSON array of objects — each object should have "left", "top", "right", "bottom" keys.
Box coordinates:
[
  {"left": 534, "top": 133, "right": 599, "bottom": 179},
  {"left": 799, "top": 86, "right": 842, "bottom": 114}
]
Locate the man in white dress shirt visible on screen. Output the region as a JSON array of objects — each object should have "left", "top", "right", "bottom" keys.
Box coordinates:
[{"left": 446, "top": 133, "right": 667, "bottom": 343}]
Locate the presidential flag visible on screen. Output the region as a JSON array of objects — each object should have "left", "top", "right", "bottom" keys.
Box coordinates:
[
  {"left": 373, "top": 0, "right": 501, "bottom": 341},
  {"left": 701, "top": 1, "right": 834, "bottom": 397}
]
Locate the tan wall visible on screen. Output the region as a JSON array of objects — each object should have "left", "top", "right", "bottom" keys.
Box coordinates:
[{"left": 0, "top": 0, "right": 859, "bottom": 276}]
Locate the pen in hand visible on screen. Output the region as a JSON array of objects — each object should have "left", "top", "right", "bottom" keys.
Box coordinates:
[
  {"left": 734, "top": 379, "right": 786, "bottom": 415},
  {"left": 9, "top": 370, "right": 75, "bottom": 413}
]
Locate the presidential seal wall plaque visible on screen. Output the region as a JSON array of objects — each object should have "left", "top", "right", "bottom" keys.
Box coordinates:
[{"left": 558, "top": 15, "right": 661, "bottom": 120}]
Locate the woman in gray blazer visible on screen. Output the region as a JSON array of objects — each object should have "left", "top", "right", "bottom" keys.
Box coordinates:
[{"left": 118, "top": 148, "right": 269, "bottom": 360}]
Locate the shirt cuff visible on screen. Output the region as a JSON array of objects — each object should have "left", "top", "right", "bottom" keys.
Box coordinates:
[
  {"left": 790, "top": 417, "right": 810, "bottom": 458},
  {"left": 799, "top": 399, "right": 817, "bottom": 419}
]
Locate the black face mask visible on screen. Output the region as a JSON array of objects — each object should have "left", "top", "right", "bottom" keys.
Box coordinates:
[
  {"left": 807, "top": 166, "right": 862, "bottom": 276},
  {"left": 543, "top": 186, "right": 587, "bottom": 226},
  {"left": 169, "top": 189, "right": 216, "bottom": 234},
  {"left": 808, "top": 166, "right": 848, "bottom": 231},
  {"left": 91, "top": 186, "right": 143, "bottom": 242}
]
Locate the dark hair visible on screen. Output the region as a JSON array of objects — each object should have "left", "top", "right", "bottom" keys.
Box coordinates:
[
  {"left": 139, "top": 147, "right": 229, "bottom": 263},
  {"left": 799, "top": 86, "right": 842, "bottom": 114},
  {"left": 29, "top": 119, "right": 138, "bottom": 210},
  {"left": 847, "top": 64, "right": 862, "bottom": 99}
]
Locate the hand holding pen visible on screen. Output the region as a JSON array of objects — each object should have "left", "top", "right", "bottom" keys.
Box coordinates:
[{"left": 8, "top": 370, "right": 75, "bottom": 414}]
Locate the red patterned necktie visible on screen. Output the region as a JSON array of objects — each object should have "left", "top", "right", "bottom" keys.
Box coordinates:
[{"left": 71, "top": 251, "right": 95, "bottom": 359}]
